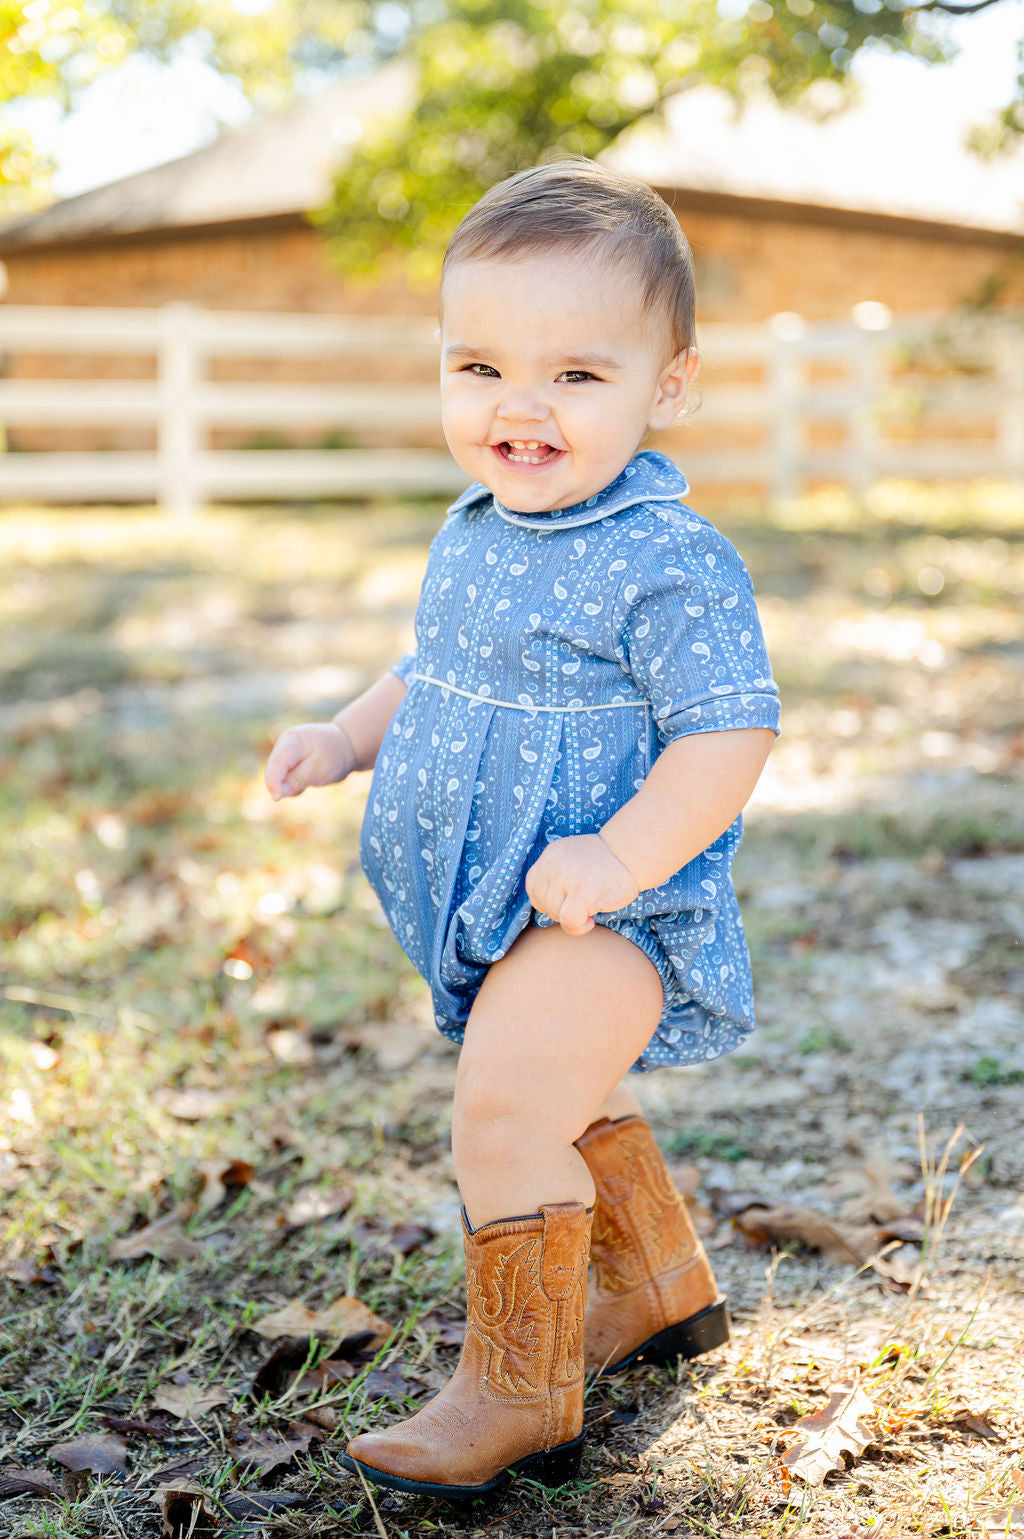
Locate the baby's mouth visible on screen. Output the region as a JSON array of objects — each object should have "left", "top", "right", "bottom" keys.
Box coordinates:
[{"left": 494, "top": 439, "right": 561, "bottom": 466}]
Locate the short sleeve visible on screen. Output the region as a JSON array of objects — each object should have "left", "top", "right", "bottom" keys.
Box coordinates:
[
  {"left": 617, "top": 519, "right": 780, "bottom": 745},
  {"left": 390, "top": 651, "right": 418, "bottom": 684}
]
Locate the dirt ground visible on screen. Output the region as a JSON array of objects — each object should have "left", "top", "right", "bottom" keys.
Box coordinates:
[{"left": 1, "top": 483, "right": 1022, "bottom": 1537}]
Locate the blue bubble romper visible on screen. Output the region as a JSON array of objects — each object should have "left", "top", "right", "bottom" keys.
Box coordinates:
[{"left": 360, "top": 452, "right": 780, "bottom": 1072}]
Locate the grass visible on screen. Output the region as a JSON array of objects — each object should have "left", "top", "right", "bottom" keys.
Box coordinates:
[{"left": 1, "top": 482, "right": 1023, "bottom": 1537}]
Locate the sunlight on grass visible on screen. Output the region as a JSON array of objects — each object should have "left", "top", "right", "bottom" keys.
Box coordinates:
[{"left": 1, "top": 484, "right": 1022, "bottom": 1537}]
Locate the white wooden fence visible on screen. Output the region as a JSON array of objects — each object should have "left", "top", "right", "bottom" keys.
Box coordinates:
[{"left": 0, "top": 301, "right": 1021, "bottom": 511}]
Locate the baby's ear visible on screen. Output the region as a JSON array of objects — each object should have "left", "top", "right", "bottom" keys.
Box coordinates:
[{"left": 650, "top": 348, "right": 700, "bottom": 430}]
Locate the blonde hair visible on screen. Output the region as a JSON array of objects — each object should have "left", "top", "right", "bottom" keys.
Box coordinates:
[{"left": 441, "top": 158, "right": 696, "bottom": 356}]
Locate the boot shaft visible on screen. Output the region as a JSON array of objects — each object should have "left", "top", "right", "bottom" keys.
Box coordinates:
[
  {"left": 465, "top": 1201, "right": 590, "bottom": 1400},
  {"left": 575, "top": 1115, "right": 715, "bottom": 1315}
]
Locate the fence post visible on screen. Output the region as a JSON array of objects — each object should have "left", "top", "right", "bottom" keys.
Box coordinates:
[
  {"left": 768, "top": 312, "right": 803, "bottom": 502},
  {"left": 157, "top": 302, "right": 201, "bottom": 515},
  {"left": 996, "top": 321, "right": 1024, "bottom": 486},
  {"left": 848, "top": 303, "right": 892, "bottom": 499},
  {"left": 849, "top": 329, "right": 881, "bottom": 500}
]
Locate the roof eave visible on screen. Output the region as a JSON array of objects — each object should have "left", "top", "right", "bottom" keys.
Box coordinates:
[{"left": 0, "top": 187, "right": 1021, "bottom": 262}]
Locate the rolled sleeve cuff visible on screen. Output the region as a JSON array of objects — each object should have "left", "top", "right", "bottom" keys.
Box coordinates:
[
  {"left": 656, "top": 689, "right": 781, "bottom": 743},
  {"left": 390, "top": 651, "right": 418, "bottom": 684}
]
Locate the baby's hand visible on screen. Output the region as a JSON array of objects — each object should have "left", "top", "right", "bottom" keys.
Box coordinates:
[
  {"left": 265, "top": 724, "right": 356, "bottom": 800},
  {"left": 525, "top": 834, "right": 639, "bottom": 938}
]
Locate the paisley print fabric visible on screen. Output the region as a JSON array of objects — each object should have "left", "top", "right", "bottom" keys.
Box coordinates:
[{"left": 360, "top": 451, "right": 780, "bottom": 1072}]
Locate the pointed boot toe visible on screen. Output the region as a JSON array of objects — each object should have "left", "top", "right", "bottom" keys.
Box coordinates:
[{"left": 340, "top": 1202, "right": 591, "bottom": 1500}]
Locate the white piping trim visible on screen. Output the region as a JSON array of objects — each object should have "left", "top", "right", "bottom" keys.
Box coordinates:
[{"left": 411, "top": 672, "right": 650, "bottom": 714}]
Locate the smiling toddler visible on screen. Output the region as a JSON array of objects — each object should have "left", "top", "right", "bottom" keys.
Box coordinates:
[{"left": 265, "top": 158, "right": 780, "bottom": 1501}]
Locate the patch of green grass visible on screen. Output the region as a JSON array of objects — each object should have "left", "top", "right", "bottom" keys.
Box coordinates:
[
  {"left": 796, "top": 1026, "right": 852, "bottom": 1056},
  {"left": 963, "top": 1055, "right": 1024, "bottom": 1087},
  {"left": 1, "top": 493, "right": 1022, "bottom": 1539},
  {"left": 664, "top": 1128, "right": 749, "bottom": 1163},
  {"left": 755, "top": 800, "right": 1024, "bottom": 865}
]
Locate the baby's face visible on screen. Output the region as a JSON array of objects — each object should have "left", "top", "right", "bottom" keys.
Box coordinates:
[{"left": 439, "top": 251, "right": 697, "bottom": 512}]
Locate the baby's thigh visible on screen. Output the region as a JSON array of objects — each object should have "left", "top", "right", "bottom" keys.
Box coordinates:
[{"left": 455, "top": 924, "right": 662, "bottom": 1136}]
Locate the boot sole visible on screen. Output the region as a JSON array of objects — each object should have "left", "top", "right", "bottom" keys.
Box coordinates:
[
  {"left": 591, "top": 1297, "right": 730, "bottom": 1378},
  {"left": 338, "top": 1431, "right": 586, "bottom": 1501}
]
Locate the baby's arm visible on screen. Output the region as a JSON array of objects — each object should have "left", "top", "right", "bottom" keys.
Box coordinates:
[
  {"left": 265, "top": 670, "right": 408, "bottom": 801},
  {"left": 599, "top": 727, "right": 775, "bottom": 890},
  {"left": 525, "top": 727, "right": 774, "bottom": 936}
]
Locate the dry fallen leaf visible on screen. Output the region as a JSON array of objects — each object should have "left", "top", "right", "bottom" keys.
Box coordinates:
[
  {"left": 280, "top": 1183, "right": 354, "bottom": 1231},
  {"left": 293, "top": 1357, "right": 359, "bottom": 1395},
  {"left": 2, "top": 1256, "right": 59, "bottom": 1286},
  {"left": 49, "top": 1432, "right": 128, "bottom": 1475},
  {"left": 252, "top": 1295, "right": 392, "bottom": 1345},
  {"left": 157, "top": 1087, "right": 230, "bottom": 1122},
  {"left": 341, "top": 1022, "right": 432, "bottom": 1072},
  {"left": 975, "top": 1508, "right": 1024, "bottom": 1538},
  {"left": 222, "top": 1489, "right": 303, "bottom": 1520},
  {"left": 781, "top": 1381, "right": 876, "bottom": 1486},
  {"left": 870, "top": 1242, "right": 924, "bottom": 1290},
  {"left": 195, "top": 1159, "right": 254, "bottom": 1214},
  {"left": 109, "top": 1204, "right": 205, "bottom": 1263},
  {"left": 153, "top": 1377, "right": 230, "bottom": 1420},
  {"left": 149, "top": 1457, "right": 206, "bottom": 1488},
  {"left": 266, "top": 1027, "right": 315, "bottom": 1065},
  {"left": 0, "top": 1465, "right": 58, "bottom": 1499},
  {"left": 939, "top": 1407, "right": 1002, "bottom": 1441},
  {"left": 833, "top": 1145, "right": 918, "bottom": 1224},
  {"left": 362, "top": 1366, "right": 414, "bottom": 1400},
  {"left": 419, "top": 1307, "right": 467, "bottom": 1347},
  {"left": 101, "top": 1413, "right": 169, "bottom": 1437},
  {"left": 251, "top": 1337, "right": 316, "bottom": 1399},
  {"left": 227, "top": 1421, "right": 318, "bottom": 1473},
  {"left": 349, "top": 1219, "right": 434, "bottom": 1257},
  {"left": 153, "top": 1479, "right": 220, "bottom": 1538},
  {"left": 734, "top": 1203, "right": 881, "bottom": 1266}
]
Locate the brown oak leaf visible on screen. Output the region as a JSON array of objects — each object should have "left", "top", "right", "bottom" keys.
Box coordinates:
[
  {"left": 251, "top": 1295, "right": 391, "bottom": 1344},
  {"left": 782, "top": 1382, "right": 876, "bottom": 1486},
  {"left": 734, "top": 1203, "right": 881, "bottom": 1266},
  {"left": 109, "top": 1204, "right": 205, "bottom": 1263}
]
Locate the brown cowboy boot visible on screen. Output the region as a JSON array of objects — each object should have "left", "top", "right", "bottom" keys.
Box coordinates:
[
  {"left": 574, "top": 1115, "right": 728, "bottom": 1376},
  {"left": 340, "top": 1201, "right": 591, "bottom": 1499}
]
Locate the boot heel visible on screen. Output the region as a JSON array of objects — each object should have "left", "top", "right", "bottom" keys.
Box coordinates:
[
  {"left": 641, "top": 1298, "right": 730, "bottom": 1366},
  {"left": 513, "top": 1431, "right": 586, "bottom": 1488}
]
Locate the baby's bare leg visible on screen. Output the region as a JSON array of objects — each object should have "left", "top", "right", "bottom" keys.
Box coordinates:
[{"left": 452, "top": 924, "right": 663, "bottom": 1229}]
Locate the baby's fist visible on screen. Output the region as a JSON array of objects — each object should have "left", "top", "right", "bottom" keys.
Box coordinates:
[
  {"left": 265, "top": 724, "right": 355, "bottom": 800},
  {"left": 525, "top": 833, "right": 639, "bottom": 937}
]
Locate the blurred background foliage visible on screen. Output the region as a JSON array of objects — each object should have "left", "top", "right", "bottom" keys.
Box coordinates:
[{"left": 3, "top": 0, "right": 1022, "bottom": 259}]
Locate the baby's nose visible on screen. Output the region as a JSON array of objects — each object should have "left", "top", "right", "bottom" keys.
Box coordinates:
[{"left": 496, "top": 386, "right": 548, "bottom": 425}]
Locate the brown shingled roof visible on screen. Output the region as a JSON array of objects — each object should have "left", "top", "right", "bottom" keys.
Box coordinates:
[{"left": 1, "top": 60, "right": 1021, "bottom": 254}]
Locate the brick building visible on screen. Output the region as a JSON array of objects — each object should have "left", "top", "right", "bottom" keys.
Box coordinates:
[
  {"left": 0, "top": 64, "right": 1021, "bottom": 463},
  {"left": 1, "top": 60, "right": 1022, "bottom": 321}
]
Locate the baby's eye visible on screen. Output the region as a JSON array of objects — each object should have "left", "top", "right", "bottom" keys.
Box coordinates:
[
  {"left": 465, "top": 363, "right": 499, "bottom": 378},
  {"left": 557, "top": 370, "right": 597, "bottom": 384}
]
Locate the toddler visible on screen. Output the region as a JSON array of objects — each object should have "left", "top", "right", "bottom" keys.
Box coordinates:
[{"left": 265, "top": 158, "right": 779, "bottom": 1501}]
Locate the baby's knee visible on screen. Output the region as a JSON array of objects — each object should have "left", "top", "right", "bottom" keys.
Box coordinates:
[{"left": 451, "top": 1067, "right": 544, "bottom": 1166}]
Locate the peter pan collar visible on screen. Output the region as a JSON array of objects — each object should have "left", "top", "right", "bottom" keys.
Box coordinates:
[{"left": 445, "top": 451, "right": 690, "bottom": 531}]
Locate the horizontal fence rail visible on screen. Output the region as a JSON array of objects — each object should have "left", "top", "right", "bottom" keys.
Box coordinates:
[{"left": 0, "top": 301, "right": 1021, "bottom": 510}]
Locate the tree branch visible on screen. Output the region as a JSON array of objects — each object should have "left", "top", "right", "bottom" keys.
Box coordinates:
[{"left": 908, "top": 0, "right": 1007, "bottom": 14}]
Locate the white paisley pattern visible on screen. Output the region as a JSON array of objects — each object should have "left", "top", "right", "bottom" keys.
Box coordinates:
[{"left": 360, "top": 451, "right": 781, "bottom": 1072}]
